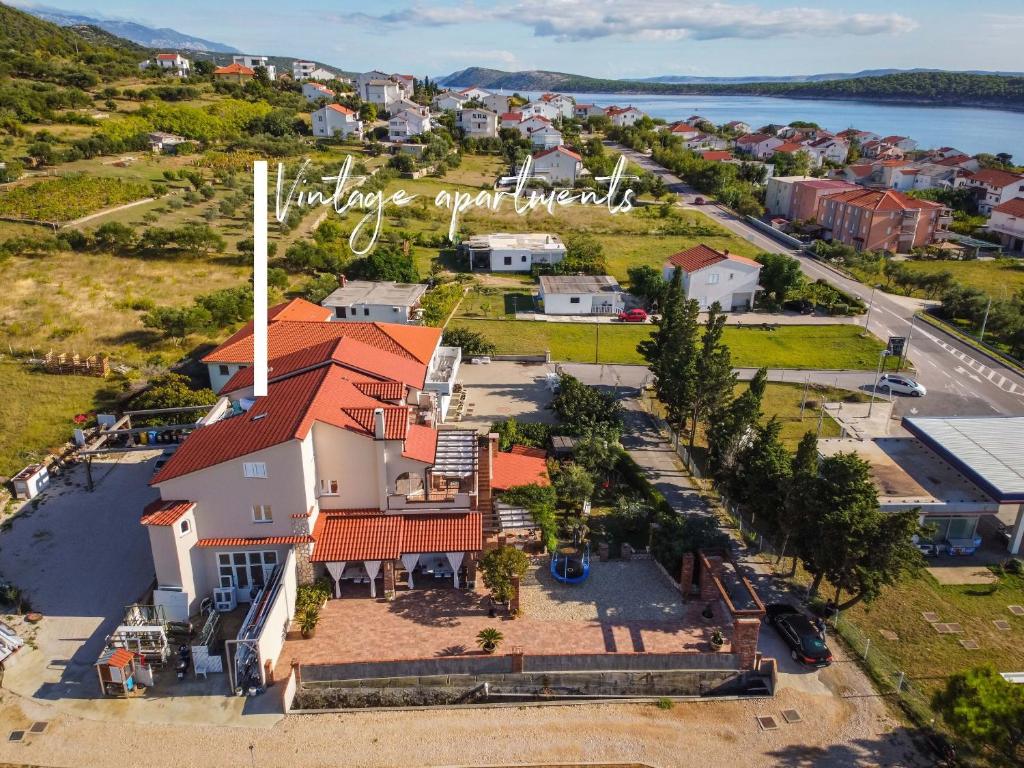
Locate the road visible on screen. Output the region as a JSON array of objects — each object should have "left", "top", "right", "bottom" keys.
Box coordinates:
[{"left": 614, "top": 143, "right": 1024, "bottom": 418}]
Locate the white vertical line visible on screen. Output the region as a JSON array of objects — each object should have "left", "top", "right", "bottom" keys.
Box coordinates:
[{"left": 253, "top": 160, "right": 268, "bottom": 397}]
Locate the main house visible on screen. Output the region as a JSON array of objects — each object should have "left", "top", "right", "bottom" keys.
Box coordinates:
[
  {"left": 988, "top": 197, "right": 1024, "bottom": 254},
  {"left": 461, "top": 233, "right": 566, "bottom": 272},
  {"left": 311, "top": 104, "right": 363, "bottom": 139},
  {"left": 736, "top": 133, "right": 784, "bottom": 160},
  {"left": 530, "top": 146, "right": 583, "bottom": 185},
  {"left": 456, "top": 108, "right": 499, "bottom": 138},
  {"left": 302, "top": 82, "right": 335, "bottom": 104},
  {"left": 388, "top": 106, "right": 431, "bottom": 142},
  {"left": 662, "top": 244, "right": 762, "bottom": 311},
  {"left": 957, "top": 169, "right": 1024, "bottom": 216}
]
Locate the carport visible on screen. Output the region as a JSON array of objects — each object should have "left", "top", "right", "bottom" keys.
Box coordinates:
[{"left": 903, "top": 416, "right": 1024, "bottom": 554}]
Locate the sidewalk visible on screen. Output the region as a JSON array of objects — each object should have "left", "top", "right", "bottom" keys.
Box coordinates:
[{"left": 514, "top": 311, "right": 856, "bottom": 325}]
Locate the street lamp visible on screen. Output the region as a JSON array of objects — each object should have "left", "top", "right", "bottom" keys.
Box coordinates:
[{"left": 867, "top": 349, "right": 890, "bottom": 418}]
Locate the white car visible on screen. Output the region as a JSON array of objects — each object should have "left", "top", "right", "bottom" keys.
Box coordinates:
[{"left": 878, "top": 374, "right": 927, "bottom": 397}]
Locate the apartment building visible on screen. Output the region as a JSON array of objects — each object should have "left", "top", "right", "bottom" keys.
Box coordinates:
[{"left": 817, "top": 188, "right": 947, "bottom": 252}]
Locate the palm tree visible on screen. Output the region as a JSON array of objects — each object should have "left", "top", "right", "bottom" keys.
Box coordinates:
[{"left": 476, "top": 627, "right": 504, "bottom": 653}]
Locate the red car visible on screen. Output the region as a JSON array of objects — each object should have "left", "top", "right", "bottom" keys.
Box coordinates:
[{"left": 617, "top": 309, "right": 649, "bottom": 323}]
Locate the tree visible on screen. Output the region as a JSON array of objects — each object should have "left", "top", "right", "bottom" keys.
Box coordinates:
[
  {"left": 142, "top": 305, "right": 212, "bottom": 341},
  {"left": 252, "top": 65, "right": 271, "bottom": 86},
  {"left": 130, "top": 373, "right": 216, "bottom": 424},
  {"left": 735, "top": 418, "right": 791, "bottom": 527},
  {"left": 388, "top": 153, "right": 416, "bottom": 173},
  {"left": 554, "top": 463, "right": 595, "bottom": 515},
  {"left": 299, "top": 273, "right": 339, "bottom": 303},
  {"left": 0, "top": 158, "right": 23, "bottom": 183},
  {"left": 93, "top": 221, "right": 136, "bottom": 251},
  {"left": 688, "top": 302, "right": 734, "bottom": 452},
  {"left": 346, "top": 243, "right": 418, "bottom": 283},
  {"left": 561, "top": 233, "right": 607, "bottom": 275},
  {"left": 479, "top": 546, "right": 530, "bottom": 605},
  {"left": 551, "top": 374, "right": 621, "bottom": 434},
  {"left": 707, "top": 367, "right": 767, "bottom": 479},
  {"left": 573, "top": 424, "right": 622, "bottom": 484},
  {"left": 626, "top": 265, "right": 665, "bottom": 308},
  {"left": 441, "top": 327, "right": 496, "bottom": 357},
  {"left": 756, "top": 252, "right": 803, "bottom": 308},
  {"left": 193, "top": 60, "right": 214, "bottom": 77},
  {"left": 933, "top": 666, "right": 1024, "bottom": 765},
  {"left": 358, "top": 102, "right": 377, "bottom": 123},
  {"left": 777, "top": 431, "right": 818, "bottom": 569}
]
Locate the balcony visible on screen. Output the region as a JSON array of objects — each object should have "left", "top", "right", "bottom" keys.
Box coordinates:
[{"left": 425, "top": 346, "right": 462, "bottom": 397}]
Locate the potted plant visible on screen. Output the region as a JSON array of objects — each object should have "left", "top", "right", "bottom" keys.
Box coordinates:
[
  {"left": 299, "top": 605, "right": 320, "bottom": 639},
  {"left": 709, "top": 629, "right": 725, "bottom": 651},
  {"left": 476, "top": 627, "right": 504, "bottom": 654}
]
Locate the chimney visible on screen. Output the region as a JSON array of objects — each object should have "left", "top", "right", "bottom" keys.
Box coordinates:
[
  {"left": 487, "top": 432, "right": 498, "bottom": 481},
  {"left": 373, "top": 407, "right": 386, "bottom": 439}
]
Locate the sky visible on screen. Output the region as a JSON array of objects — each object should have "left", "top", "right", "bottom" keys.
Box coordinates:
[{"left": 19, "top": 0, "right": 1024, "bottom": 78}]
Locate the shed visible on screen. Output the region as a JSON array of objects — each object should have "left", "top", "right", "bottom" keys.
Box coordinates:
[
  {"left": 12, "top": 464, "right": 49, "bottom": 500},
  {"left": 538, "top": 275, "right": 625, "bottom": 316}
]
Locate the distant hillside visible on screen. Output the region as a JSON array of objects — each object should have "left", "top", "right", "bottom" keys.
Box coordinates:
[
  {"left": 637, "top": 68, "right": 1024, "bottom": 84},
  {"left": 439, "top": 67, "right": 1024, "bottom": 111},
  {"left": 15, "top": 2, "right": 239, "bottom": 52}
]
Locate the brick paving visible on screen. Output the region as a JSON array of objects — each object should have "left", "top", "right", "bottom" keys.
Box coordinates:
[{"left": 280, "top": 560, "right": 728, "bottom": 671}]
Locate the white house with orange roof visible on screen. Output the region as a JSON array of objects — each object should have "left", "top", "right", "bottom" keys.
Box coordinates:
[
  {"left": 433, "top": 91, "right": 468, "bottom": 111},
  {"left": 667, "top": 122, "right": 700, "bottom": 140},
  {"left": 736, "top": 133, "right": 783, "bottom": 160},
  {"left": 956, "top": 168, "right": 1024, "bottom": 215},
  {"left": 988, "top": 198, "right": 1024, "bottom": 253},
  {"left": 522, "top": 100, "right": 562, "bottom": 121},
  {"left": 531, "top": 146, "right": 583, "bottom": 185},
  {"left": 456, "top": 107, "right": 498, "bottom": 138},
  {"left": 517, "top": 114, "right": 553, "bottom": 137},
  {"left": 605, "top": 106, "right": 645, "bottom": 127},
  {"left": 528, "top": 124, "right": 564, "bottom": 150},
  {"left": 499, "top": 111, "right": 523, "bottom": 130},
  {"left": 311, "top": 103, "right": 363, "bottom": 139},
  {"left": 302, "top": 81, "right": 335, "bottom": 104},
  {"left": 140, "top": 53, "right": 190, "bottom": 76},
  {"left": 537, "top": 93, "right": 575, "bottom": 119},
  {"left": 662, "top": 244, "right": 762, "bottom": 311},
  {"left": 574, "top": 103, "right": 605, "bottom": 120}
]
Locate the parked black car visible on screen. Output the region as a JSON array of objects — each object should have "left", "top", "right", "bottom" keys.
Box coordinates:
[
  {"left": 765, "top": 603, "right": 833, "bottom": 667},
  {"left": 783, "top": 298, "right": 815, "bottom": 315}
]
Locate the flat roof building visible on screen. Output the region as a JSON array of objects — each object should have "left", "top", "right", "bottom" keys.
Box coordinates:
[
  {"left": 462, "top": 233, "right": 565, "bottom": 273},
  {"left": 321, "top": 279, "right": 428, "bottom": 324},
  {"left": 538, "top": 275, "right": 624, "bottom": 315}
]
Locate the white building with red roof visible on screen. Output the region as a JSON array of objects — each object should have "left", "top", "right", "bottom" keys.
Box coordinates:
[
  {"left": 302, "top": 81, "right": 335, "bottom": 104},
  {"left": 143, "top": 304, "right": 539, "bottom": 631},
  {"left": 735, "top": 133, "right": 783, "bottom": 160},
  {"left": 605, "top": 105, "right": 645, "bottom": 127},
  {"left": 528, "top": 123, "right": 564, "bottom": 150},
  {"left": 956, "top": 168, "right": 1024, "bottom": 215},
  {"left": 531, "top": 146, "right": 583, "bottom": 185},
  {"left": 140, "top": 53, "right": 190, "bottom": 77},
  {"left": 662, "top": 244, "right": 762, "bottom": 311},
  {"left": 988, "top": 197, "right": 1024, "bottom": 253},
  {"left": 574, "top": 103, "right": 605, "bottom": 120},
  {"left": 311, "top": 103, "right": 363, "bottom": 139}
]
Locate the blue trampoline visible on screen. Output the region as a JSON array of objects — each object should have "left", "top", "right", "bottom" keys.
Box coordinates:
[{"left": 550, "top": 544, "right": 591, "bottom": 584}]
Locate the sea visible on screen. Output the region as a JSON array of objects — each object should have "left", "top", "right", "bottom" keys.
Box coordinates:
[{"left": 520, "top": 91, "right": 1024, "bottom": 160}]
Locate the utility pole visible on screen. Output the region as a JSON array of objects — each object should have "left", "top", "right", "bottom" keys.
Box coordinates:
[
  {"left": 862, "top": 286, "right": 877, "bottom": 336},
  {"left": 979, "top": 296, "right": 992, "bottom": 343},
  {"left": 867, "top": 350, "right": 888, "bottom": 418},
  {"left": 799, "top": 376, "right": 810, "bottom": 420},
  {"left": 593, "top": 321, "right": 600, "bottom": 364},
  {"left": 899, "top": 314, "right": 916, "bottom": 371}
]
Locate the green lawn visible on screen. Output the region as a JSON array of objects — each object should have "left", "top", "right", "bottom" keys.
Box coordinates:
[
  {"left": 757, "top": 382, "right": 866, "bottom": 447},
  {"left": 0, "top": 360, "right": 119, "bottom": 478},
  {"left": 456, "top": 286, "right": 537, "bottom": 318},
  {"left": 902, "top": 258, "right": 1024, "bottom": 297},
  {"left": 449, "top": 320, "right": 887, "bottom": 369}
]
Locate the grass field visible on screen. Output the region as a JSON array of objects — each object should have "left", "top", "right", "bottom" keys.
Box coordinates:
[
  {"left": 449, "top": 319, "right": 887, "bottom": 369},
  {"left": 757, "top": 382, "right": 866, "bottom": 446},
  {"left": 455, "top": 286, "right": 537, "bottom": 318},
  {"left": 839, "top": 568, "right": 1024, "bottom": 706},
  {"left": 902, "top": 258, "right": 1024, "bottom": 297},
  {"left": 0, "top": 360, "right": 119, "bottom": 478}
]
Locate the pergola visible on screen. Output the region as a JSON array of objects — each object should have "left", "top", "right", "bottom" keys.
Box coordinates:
[{"left": 312, "top": 511, "right": 482, "bottom": 597}]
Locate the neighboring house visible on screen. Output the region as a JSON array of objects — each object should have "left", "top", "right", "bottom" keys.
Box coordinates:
[
  {"left": 662, "top": 244, "right": 761, "bottom": 311},
  {"left": 365, "top": 80, "right": 402, "bottom": 111},
  {"left": 522, "top": 100, "right": 561, "bottom": 121},
  {"left": 685, "top": 134, "right": 728, "bottom": 151},
  {"left": 789, "top": 179, "right": 860, "bottom": 221},
  {"left": 461, "top": 233, "right": 566, "bottom": 272},
  {"left": 736, "top": 133, "right": 783, "bottom": 160},
  {"left": 302, "top": 82, "right": 335, "bottom": 103},
  {"left": 147, "top": 132, "right": 188, "bottom": 154},
  {"left": 499, "top": 112, "right": 523, "bottom": 130},
  {"left": 355, "top": 70, "right": 390, "bottom": 100},
  {"left": 388, "top": 107, "right": 432, "bottom": 142},
  {"left": 457, "top": 86, "right": 491, "bottom": 101},
  {"left": 213, "top": 63, "right": 254, "bottom": 83},
  {"left": 528, "top": 124, "right": 563, "bottom": 150},
  {"left": 605, "top": 106, "right": 645, "bottom": 127},
  {"left": 770, "top": 141, "right": 819, "bottom": 167},
  {"left": 457, "top": 108, "right": 498, "bottom": 138},
  {"left": 931, "top": 154, "right": 980, "bottom": 173},
  {"left": 141, "top": 53, "right": 190, "bottom": 76},
  {"left": 292, "top": 60, "right": 316, "bottom": 80},
  {"left": 701, "top": 150, "right": 733, "bottom": 162},
  {"left": 321, "top": 279, "right": 428, "bottom": 323},
  {"left": 725, "top": 120, "right": 752, "bottom": 134},
  {"left": 433, "top": 91, "right": 467, "bottom": 111},
  {"left": 538, "top": 93, "right": 575, "bottom": 119},
  {"left": 987, "top": 197, "right": 1024, "bottom": 253},
  {"left": 817, "top": 188, "right": 947, "bottom": 252},
  {"left": 929, "top": 147, "right": 966, "bottom": 160},
  {"left": 308, "top": 67, "right": 339, "bottom": 82},
  {"left": 836, "top": 128, "right": 881, "bottom": 144},
  {"left": 803, "top": 136, "right": 849, "bottom": 165},
  {"left": 391, "top": 74, "right": 415, "bottom": 99},
  {"left": 311, "top": 103, "right": 363, "bottom": 139},
  {"left": 882, "top": 135, "right": 918, "bottom": 152},
  {"left": 147, "top": 309, "right": 480, "bottom": 632},
  {"left": 957, "top": 168, "right": 1024, "bottom": 215},
  {"left": 764, "top": 176, "right": 816, "bottom": 218},
  {"left": 861, "top": 140, "right": 904, "bottom": 160},
  {"left": 517, "top": 115, "right": 553, "bottom": 137},
  {"left": 667, "top": 122, "right": 700, "bottom": 140},
  {"left": 531, "top": 146, "right": 583, "bottom": 185},
  {"left": 574, "top": 104, "right": 605, "bottom": 120},
  {"left": 539, "top": 275, "right": 624, "bottom": 315},
  {"left": 480, "top": 93, "right": 510, "bottom": 114},
  {"left": 232, "top": 55, "right": 275, "bottom": 80}
]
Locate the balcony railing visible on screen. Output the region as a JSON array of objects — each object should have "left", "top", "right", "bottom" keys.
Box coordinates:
[{"left": 386, "top": 491, "right": 472, "bottom": 511}]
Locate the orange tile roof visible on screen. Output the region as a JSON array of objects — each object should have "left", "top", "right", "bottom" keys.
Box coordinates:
[
  {"left": 311, "top": 511, "right": 482, "bottom": 562},
  {"left": 665, "top": 244, "right": 761, "bottom": 273},
  {"left": 533, "top": 146, "right": 582, "bottom": 163},
  {"left": 341, "top": 406, "right": 410, "bottom": 439},
  {"left": 196, "top": 535, "right": 312, "bottom": 548},
  {"left": 101, "top": 648, "right": 136, "bottom": 669},
  {"left": 491, "top": 449, "right": 550, "bottom": 492},
  {"left": 669, "top": 123, "right": 698, "bottom": 133},
  {"left": 214, "top": 63, "right": 254, "bottom": 76},
  {"left": 773, "top": 142, "right": 805, "bottom": 153},
  {"left": 737, "top": 133, "right": 772, "bottom": 144},
  {"left": 701, "top": 150, "right": 732, "bottom": 161},
  {"left": 825, "top": 188, "right": 940, "bottom": 212},
  {"left": 508, "top": 445, "right": 547, "bottom": 459},
  {"left": 967, "top": 168, "right": 1024, "bottom": 189},
  {"left": 500, "top": 112, "right": 522, "bottom": 121},
  {"left": 354, "top": 381, "right": 406, "bottom": 400},
  {"left": 141, "top": 499, "right": 194, "bottom": 526},
  {"left": 156, "top": 53, "right": 181, "bottom": 60},
  {"left": 402, "top": 424, "right": 437, "bottom": 463},
  {"left": 994, "top": 197, "right": 1024, "bottom": 217},
  {"left": 325, "top": 103, "right": 356, "bottom": 116}
]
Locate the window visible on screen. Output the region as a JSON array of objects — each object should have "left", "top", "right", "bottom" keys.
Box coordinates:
[
  {"left": 218, "top": 364, "right": 230, "bottom": 376},
  {"left": 728, "top": 272, "right": 734, "bottom": 281},
  {"left": 569, "top": 297, "right": 581, "bottom": 304},
  {"left": 218, "top": 551, "right": 277, "bottom": 590},
  {"left": 179, "top": 519, "right": 190, "bottom": 536},
  {"left": 336, "top": 307, "right": 346, "bottom": 318},
  {"left": 252, "top": 504, "right": 273, "bottom": 523},
  {"left": 503, "top": 256, "right": 512, "bottom": 265},
  {"left": 320, "top": 479, "right": 339, "bottom": 496},
  {"left": 243, "top": 462, "right": 267, "bottom": 479},
  {"left": 521, "top": 255, "right": 527, "bottom": 262},
  {"left": 707, "top": 273, "right": 720, "bottom": 285},
  {"left": 363, "top": 307, "right": 370, "bottom": 316}
]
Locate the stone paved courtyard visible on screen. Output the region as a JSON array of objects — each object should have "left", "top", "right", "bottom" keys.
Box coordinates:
[{"left": 279, "top": 560, "right": 728, "bottom": 671}]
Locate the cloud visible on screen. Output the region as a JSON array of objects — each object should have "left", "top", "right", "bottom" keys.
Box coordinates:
[{"left": 353, "top": 0, "right": 917, "bottom": 42}]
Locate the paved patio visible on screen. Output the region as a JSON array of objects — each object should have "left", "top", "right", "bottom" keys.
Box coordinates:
[{"left": 280, "top": 560, "right": 728, "bottom": 671}]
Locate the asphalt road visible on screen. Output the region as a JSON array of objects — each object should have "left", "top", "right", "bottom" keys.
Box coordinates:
[{"left": 613, "top": 143, "right": 1024, "bottom": 418}]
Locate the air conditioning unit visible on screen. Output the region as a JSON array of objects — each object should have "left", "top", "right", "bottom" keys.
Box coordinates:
[{"left": 213, "top": 587, "right": 237, "bottom": 612}]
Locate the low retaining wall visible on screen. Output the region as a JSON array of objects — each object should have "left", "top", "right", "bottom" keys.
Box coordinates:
[{"left": 744, "top": 216, "right": 805, "bottom": 249}]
